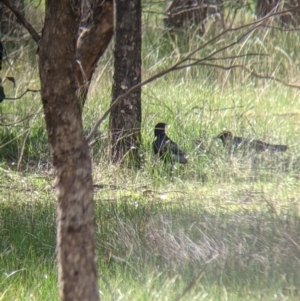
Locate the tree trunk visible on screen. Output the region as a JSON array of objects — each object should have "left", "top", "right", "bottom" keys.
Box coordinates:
[
  {"left": 109, "top": 0, "right": 142, "bottom": 168},
  {"left": 76, "top": 0, "right": 114, "bottom": 109},
  {"left": 38, "top": 1, "right": 98, "bottom": 301}
]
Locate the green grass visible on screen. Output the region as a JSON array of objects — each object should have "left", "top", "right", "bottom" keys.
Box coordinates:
[
  {"left": 1, "top": 3, "right": 300, "bottom": 300},
  {"left": 1, "top": 172, "right": 300, "bottom": 300}
]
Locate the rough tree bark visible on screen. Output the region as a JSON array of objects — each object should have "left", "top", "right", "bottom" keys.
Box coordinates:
[
  {"left": 1, "top": 0, "right": 115, "bottom": 300},
  {"left": 76, "top": 0, "right": 114, "bottom": 109},
  {"left": 109, "top": 0, "right": 142, "bottom": 167},
  {"left": 38, "top": 1, "right": 98, "bottom": 300}
]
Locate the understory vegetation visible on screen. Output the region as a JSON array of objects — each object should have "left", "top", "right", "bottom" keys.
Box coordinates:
[{"left": 1, "top": 2, "right": 300, "bottom": 300}]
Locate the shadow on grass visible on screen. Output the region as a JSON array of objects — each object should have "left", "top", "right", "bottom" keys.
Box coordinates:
[{"left": 1, "top": 186, "right": 300, "bottom": 299}]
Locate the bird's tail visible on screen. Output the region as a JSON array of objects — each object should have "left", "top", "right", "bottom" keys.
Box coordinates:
[
  {"left": 268, "top": 144, "right": 288, "bottom": 152},
  {"left": 172, "top": 153, "right": 188, "bottom": 164}
]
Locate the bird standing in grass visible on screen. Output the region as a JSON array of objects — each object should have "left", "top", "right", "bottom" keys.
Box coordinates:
[
  {"left": 217, "top": 130, "right": 288, "bottom": 155},
  {"left": 153, "top": 122, "right": 187, "bottom": 176}
]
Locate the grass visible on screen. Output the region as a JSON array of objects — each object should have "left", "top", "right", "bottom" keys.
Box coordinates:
[
  {"left": 1, "top": 170, "right": 300, "bottom": 300},
  {"left": 1, "top": 3, "right": 300, "bottom": 300}
]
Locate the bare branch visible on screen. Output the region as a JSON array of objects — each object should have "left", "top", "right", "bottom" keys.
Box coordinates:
[
  {"left": 183, "top": 53, "right": 267, "bottom": 69},
  {"left": 4, "top": 89, "right": 40, "bottom": 101},
  {"left": 199, "top": 53, "right": 268, "bottom": 62},
  {"left": 86, "top": 25, "right": 259, "bottom": 142},
  {"left": 184, "top": 62, "right": 300, "bottom": 89},
  {"left": 0, "top": 0, "right": 40, "bottom": 43},
  {"left": 262, "top": 24, "right": 300, "bottom": 32},
  {"left": 86, "top": 11, "right": 300, "bottom": 142},
  {"left": 241, "top": 66, "right": 300, "bottom": 89},
  {"left": 176, "top": 6, "right": 300, "bottom": 66}
]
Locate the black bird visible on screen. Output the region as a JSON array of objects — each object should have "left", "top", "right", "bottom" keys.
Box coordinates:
[
  {"left": 153, "top": 122, "right": 188, "bottom": 164},
  {"left": 217, "top": 130, "right": 288, "bottom": 154},
  {"left": 0, "top": 78, "right": 5, "bottom": 103}
]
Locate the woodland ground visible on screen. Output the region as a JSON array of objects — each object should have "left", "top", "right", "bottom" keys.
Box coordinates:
[{"left": 1, "top": 3, "right": 300, "bottom": 301}]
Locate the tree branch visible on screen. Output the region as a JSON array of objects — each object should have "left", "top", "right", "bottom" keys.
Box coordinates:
[
  {"left": 183, "top": 62, "right": 300, "bottom": 89},
  {"left": 0, "top": 0, "right": 40, "bottom": 43},
  {"left": 84, "top": 9, "right": 300, "bottom": 142},
  {"left": 4, "top": 89, "right": 40, "bottom": 100},
  {"left": 86, "top": 18, "right": 266, "bottom": 143}
]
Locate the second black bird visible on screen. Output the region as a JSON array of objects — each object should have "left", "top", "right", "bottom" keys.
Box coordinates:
[
  {"left": 153, "top": 122, "right": 188, "bottom": 164},
  {"left": 217, "top": 130, "right": 288, "bottom": 154}
]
